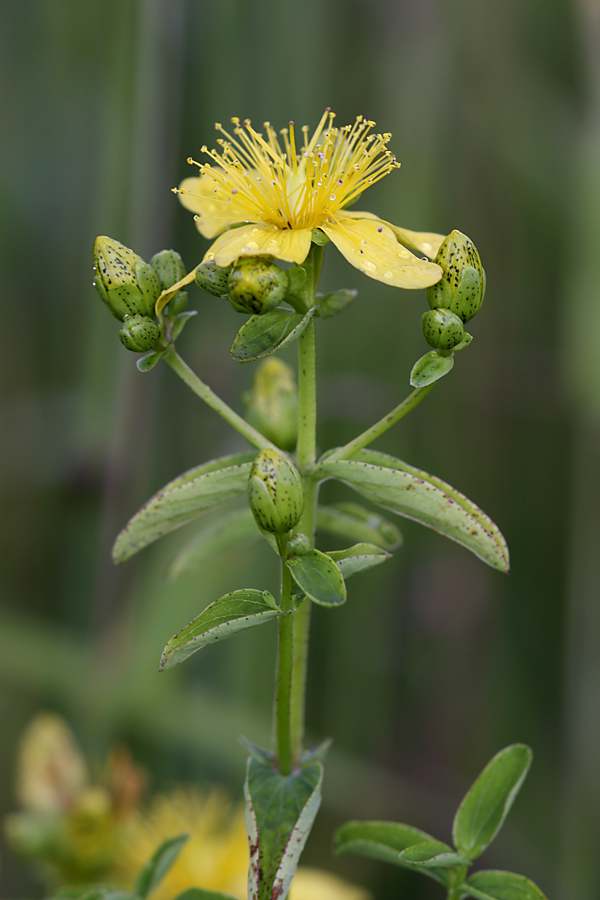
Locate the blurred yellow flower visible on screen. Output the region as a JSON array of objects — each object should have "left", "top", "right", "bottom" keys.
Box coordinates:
[
  {"left": 4, "top": 713, "right": 147, "bottom": 887},
  {"left": 176, "top": 110, "right": 443, "bottom": 291},
  {"left": 114, "top": 787, "right": 370, "bottom": 900}
]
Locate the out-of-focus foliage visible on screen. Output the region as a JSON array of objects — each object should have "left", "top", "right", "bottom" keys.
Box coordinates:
[
  {"left": 4, "top": 714, "right": 147, "bottom": 887},
  {"left": 0, "top": 1, "right": 597, "bottom": 899}
]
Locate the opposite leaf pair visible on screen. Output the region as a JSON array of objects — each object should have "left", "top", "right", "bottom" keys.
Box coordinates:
[{"left": 334, "top": 744, "right": 547, "bottom": 900}]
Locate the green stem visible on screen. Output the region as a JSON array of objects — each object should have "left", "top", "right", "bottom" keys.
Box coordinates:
[
  {"left": 276, "top": 553, "right": 294, "bottom": 775},
  {"left": 163, "top": 347, "right": 275, "bottom": 452},
  {"left": 323, "top": 383, "right": 434, "bottom": 464},
  {"left": 288, "top": 243, "right": 323, "bottom": 765}
]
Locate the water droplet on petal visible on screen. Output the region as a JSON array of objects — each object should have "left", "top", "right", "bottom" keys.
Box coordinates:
[
  {"left": 246, "top": 240, "right": 259, "bottom": 251},
  {"left": 329, "top": 194, "right": 336, "bottom": 201},
  {"left": 252, "top": 228, "right": 258, "bottom": 233},
  {"left": 363, "top": 261, "right": 377, "bottom": 272},
  {"left": 384, "top": 271, "right": 393, "bottom": 279}
]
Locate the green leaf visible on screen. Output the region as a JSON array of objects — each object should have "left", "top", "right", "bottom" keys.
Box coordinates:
[
  {"left": 171, "top": 309, "right": 197, "bottom": 341},
  {"left": 137, "top": 351, "right": 163, "bottom": 372},
  {"left": 230, "top": 307, "right": 315, "bottom": 362},
  {"left": 159, "top": 589, "right": 281, "bottom": 670},
  {"left": 464, "top": 870, "right": 548, "bottom": 900},
  {"left": 333, "top": 820, "right": 450, "bottom": 887},
  {"left": 245, "top": 757, "right": 323, "bottom": 900},
  {"left": 112, "top": 452, "right": 256, "bottom": 563},
  {"left": 399, "top": 840, "right": 470, "bottom": 867},
  {"left": 452, "top": 744, "right": 532, "bottom": 860},
  {"left": 166, "top": 507, "right": 261, "bottom": 581},
  {"left": 410, "top": 350, "right": 454, "bottom": 387},
  {"left": 135, "top": 833, "right": 189, "bottom": 898},
  {"left": 317, "top": 502, "right": 402, "bottom": 550},
  {"left": 287, "top": 549, "right": 347, "bottom": 607},
  {"left": 174, "top": 890, "right": 239, "bottom": 900},
  {"left": 326, "top": 543, "right": 391, "bottom": 577},
  {"left": 315, "top": 450, "right": 509, "bottom": 573},
  {"left": 315, "top": 289, "right": 357, "bottom": 318}
]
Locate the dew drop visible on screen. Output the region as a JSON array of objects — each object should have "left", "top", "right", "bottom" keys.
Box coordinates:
[
  {"left": 363, "top": 260, "right": 377, "bottom": 272},
  {"left": 384, "top": 271, "right": 393, "bottom": 279},
  {"left": 246, "top": 240, "right": 259, "bottom": 251},
  {"left": 252, "top": 228, "right": 259, "bottom": 233},
  {"left": 329, "top": 194, "right": 336, "bottom": 201},
  {"left": 360, "top": 239, "right": 367, "bottom": 245}
]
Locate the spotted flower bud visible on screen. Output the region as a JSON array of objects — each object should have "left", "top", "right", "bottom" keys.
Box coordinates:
[
  {"left": 118, "top": 315, "right": 161, "bottom": 352},
  {"left": 150, "top": 249, "right": 186, "bottom": 291},
  {"left": 243, "top": 359, "right": 298, "bottom": 451},
  {"left": 227, "top": 257, "right": 289, "bottom": 314},
  {"left": 195, "top": 260, "right": 232, "bottom": 297},
  {"left": 421, "top": 308, "right": 465, "bottom": 352},
  {"left": 248, "top": 449, "right": 303, "bottom": 536},
  {"left": 427, "top": 230, "right": 485, "bottom": 323},
  {"left": 93, "top": 236, "right": 161, "bottom": 321},
  {"left": 287, "top": 533, "right": 310, "bottom": 557}
]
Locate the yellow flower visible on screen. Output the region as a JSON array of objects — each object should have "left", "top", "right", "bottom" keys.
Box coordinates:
[
  {"left": 175, "top": 110, "right": 443, "bottom": 291},
  {"left": 113, "top": 787, "right": 370, "bottom": 900}
]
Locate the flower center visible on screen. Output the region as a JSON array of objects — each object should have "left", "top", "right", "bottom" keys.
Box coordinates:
[{"left": 186, "top": 110, "right": 400, "bottom": 231}]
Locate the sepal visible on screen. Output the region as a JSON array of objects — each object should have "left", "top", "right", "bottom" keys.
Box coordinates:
[{"left": 410, "top": 350, "right": 454, "bottom": 387}]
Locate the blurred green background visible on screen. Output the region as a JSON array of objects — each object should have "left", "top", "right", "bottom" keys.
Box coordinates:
[{"left": 1, "top": 0, "right": 599, "bottom": 898}]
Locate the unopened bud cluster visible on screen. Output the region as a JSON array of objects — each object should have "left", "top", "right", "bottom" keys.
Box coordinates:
[
  {"left": 248, "top": 449, "right": 303, "bottom": 536},
  {"left": 422, "top": 230, "right": 485, "bottom": 354},
  {"left": 93, "top": 238, "right": 188, "bottom": 353},
  {"left": 196, "top": 256, "right": 305, "bottom": 316}
]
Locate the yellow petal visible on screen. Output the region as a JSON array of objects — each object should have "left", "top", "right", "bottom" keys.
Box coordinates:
[
  {"left": 384, "top": 224, "right": 445, "bottom": 259},
  {"left": 322, "top": 216, "right": 442, "bottom": 289},
  {"left": 342, "top": 210, "right": 445, "bottom": 259},
  {"left": 203, "top": 225, "right": 313, "bottom": 267},
  {"left": 177, "top": 175, "right": 242, "bottom": 239},
  {"left": 155, "top": 266, "right": 199, "bottom": 317}
]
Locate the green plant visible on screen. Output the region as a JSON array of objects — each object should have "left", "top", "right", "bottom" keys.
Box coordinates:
[{"left": 85, "top": 111, "right": 546, "bottom": 900}]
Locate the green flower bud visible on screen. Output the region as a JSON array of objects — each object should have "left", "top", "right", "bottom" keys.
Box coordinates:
[
  {"left": 150, "top": 249, "right": 187, "bottom": 291},
  {"left": 118, "top": 315, "right": 161, "bottom": 352},
  {"left": 248, "top": 449, "right": 304, "bottom": 536},
  {"left": 167, "top": 292, "right": 189, "bottom": 316},
  {"left": 427, "top": 230, "right": 485, "bottom": 323},
  {"left": 195, "top": 260, "right": 232, "bottom": 297},
  {"left": 93, "top": 236, "right": 161, "bottom": 320},
  {"left": 421, "top": 308, "right": 465, "bottom": 352},
  {"left": 243, "top": 358, "right": 298, "bottom": 451},
  {"left": 287, "top": 533, "right": 310, "bottom": 557},
  {"left": 228, "top": 257, "right": 289, "bottom": 314}
]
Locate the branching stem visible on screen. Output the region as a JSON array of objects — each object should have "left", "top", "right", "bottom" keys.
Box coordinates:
[
  {"left": 163, "top": 347, "right": 275, "bottom": 452},
  {"left": 324, "top": 383, "right": 434, "bottom": 463}
]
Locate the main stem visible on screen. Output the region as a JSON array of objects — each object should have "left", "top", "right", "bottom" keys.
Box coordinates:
[
  {"left": 277, "top": 245, "right": 322, "bottom": 770},
  {"left": 275, "top": 553, "right": 294, "bottom": 775}
]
